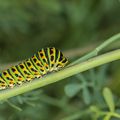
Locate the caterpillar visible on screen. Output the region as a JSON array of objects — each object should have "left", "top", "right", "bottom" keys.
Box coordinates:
[{"left": 0, "top": 47, "right": 68, "bottom": 90}]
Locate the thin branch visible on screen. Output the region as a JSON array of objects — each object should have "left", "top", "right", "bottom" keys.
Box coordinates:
[
  {"left": 0, "top": 49, "right": 120, "bottom": 101},
  {"left": 69, "top": 33, "right": 120, "bottom": 66}
]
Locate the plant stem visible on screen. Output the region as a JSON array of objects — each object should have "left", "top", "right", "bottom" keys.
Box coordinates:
[
  {"left": 0, "top": 49, "right": 120, "bottom": 101},
  {"left": 61, "top": 109, "right": 90, "bottom": 120},
  {"left": 69, "top": 33, "right": 120, "bottom": 66}
]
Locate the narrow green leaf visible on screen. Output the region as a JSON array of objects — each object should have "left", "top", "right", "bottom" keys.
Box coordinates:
[
  {"left": 6, "top": 100, "right": 22, "bottom": 111},
  {"left": 103, "top": 87, "right": 115, "bottom": 112},
  {"left": 82, "top": 87, "right": 91, "bottom": 104}
]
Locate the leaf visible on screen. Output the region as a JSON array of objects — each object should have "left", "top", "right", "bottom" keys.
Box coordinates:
[
  {"left": 65, "top": 83, "right": 81, "bottom": 97},
  {"left": 82, "top": 87, "right": 91, "bottom": 104},
  {"left": 103, "top": 87, "right": 115, "bottom": 112},
  {"left": 6, "top": 100, "right": 22, "bottom": 111}
]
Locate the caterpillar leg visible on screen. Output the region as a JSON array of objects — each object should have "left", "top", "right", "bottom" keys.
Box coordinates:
[{"left": 9, "top": 79, "right": 15, "bottom": 88}]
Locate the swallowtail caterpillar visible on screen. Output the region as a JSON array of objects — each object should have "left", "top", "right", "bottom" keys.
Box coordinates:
[{"left": 0, "top": 47, "right": 68, "bottom": 90}]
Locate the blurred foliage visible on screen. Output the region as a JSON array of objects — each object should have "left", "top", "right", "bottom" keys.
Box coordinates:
[
  {"left": 0, "top": 0, "right": 120, "bottom": 120},
  {"left": 0, "top": 0, "right": 120, "bottom": 62}
]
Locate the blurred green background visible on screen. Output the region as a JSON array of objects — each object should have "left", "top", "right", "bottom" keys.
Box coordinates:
[{"left": 0, "top": 0, "right": 120, "bottom": 120}]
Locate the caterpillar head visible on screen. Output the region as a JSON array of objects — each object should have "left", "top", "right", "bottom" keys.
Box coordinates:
[{"left": 54, "top": 57, "right": 68, "bottom": 71}]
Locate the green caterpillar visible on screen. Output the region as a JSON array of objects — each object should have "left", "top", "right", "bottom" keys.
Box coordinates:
[{"left": 0, "top": 47, "right": 68, "bottom": 90}]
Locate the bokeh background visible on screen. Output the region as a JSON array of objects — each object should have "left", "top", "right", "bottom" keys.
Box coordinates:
[{"left": 0, "top": 0, "right": 120, "bottom": 120}]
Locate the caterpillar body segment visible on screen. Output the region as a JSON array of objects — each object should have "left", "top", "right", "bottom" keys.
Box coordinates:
[{"left": 0, "top": 47, "right": 68, "bottom": 90}]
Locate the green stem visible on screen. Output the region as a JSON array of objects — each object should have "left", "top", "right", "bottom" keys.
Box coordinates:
[
  {"left": 69, "top": 33, "right": 120, "bottom": 66},
  {"left": 5, "top": 100, "right": 22, "bottom": 111},
  {"left": 62, "top": 109, "right": 90, "bottom": 120},
  {"left": 0, "top": 49, "right": 120, "bottom": 101},
  {"left": 113, "top": 113, "right": 120, "bottom": 118}
]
